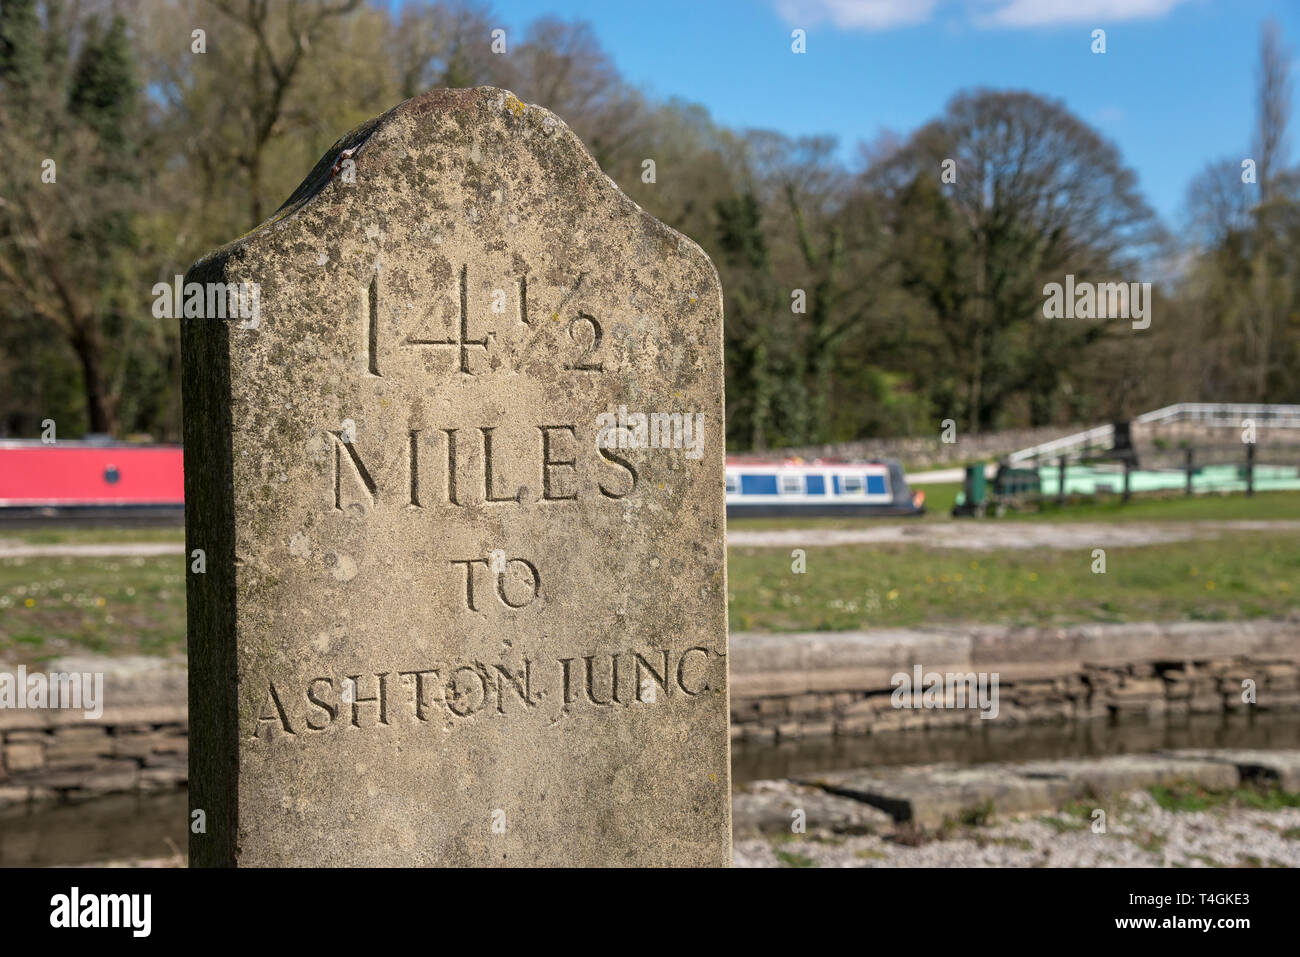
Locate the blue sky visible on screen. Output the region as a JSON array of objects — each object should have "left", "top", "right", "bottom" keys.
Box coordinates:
[{"left": 487, "top": 0, "right": 1300, "bottom": 224}]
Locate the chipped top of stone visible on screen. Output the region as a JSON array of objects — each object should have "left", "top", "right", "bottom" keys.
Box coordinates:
[{"left": 188, "top": 87, "right": 718, "bottom": 292}]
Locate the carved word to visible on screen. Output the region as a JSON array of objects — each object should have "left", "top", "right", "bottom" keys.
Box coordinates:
[{"left": 450, "top": 556, "right": 541, "bottom": 610}]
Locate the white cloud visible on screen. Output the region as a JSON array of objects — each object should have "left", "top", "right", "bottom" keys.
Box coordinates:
[
  {"left": 775, "top": 0, "right": 941, "bottom": 31},
  {"left": 980, "top": 0, "right": 1193, "bottom": 28},
  {"left": 774, "top": 0, "right": 1194, "bottom": 31}
]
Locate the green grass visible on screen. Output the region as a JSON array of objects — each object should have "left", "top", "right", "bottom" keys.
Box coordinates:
[
  {"left": 4, "top": 492, "right": 1299, "bottom": 657},
  {"left": 1148, "top": 782, "right": 1300, "bottom": 812},
  {"left": 913, "top": 482, "right": 961, "bottom": 516},
  {"left": 773, "top": 849, "right": 818, "bottom": 868},
  {"left": 0, "top": 554, "right": 187, "bottom": 661},
  {"left": 1039, "top": 814, "right": 1089, "bottom": 834},
  {"left": 728, "top": 531, "right": 1300, "bottom": 631},
  {"left": 1007, "top": 490, "right": 1300, "bottom": 523},
  {"left": 0, "top": 525, "right": 185, "bottom": 546}
]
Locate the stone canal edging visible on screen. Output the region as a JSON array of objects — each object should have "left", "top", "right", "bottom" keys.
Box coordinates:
[
  {"left": 734, "top": 750, "right": 1300, "bottom": 835},
  {"left": 3, "top": 619, "right": 1299, "bottom": 806},
  {"left": 0, "top": 656, "right": 186, "bottom": 807},
  {"left": 729, "top": 619, "right": 1300, "bottom": 741}
]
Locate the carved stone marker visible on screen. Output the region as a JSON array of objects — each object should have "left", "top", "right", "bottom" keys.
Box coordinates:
[{"left": 182, "top": 88, "right": 730, "bottom": 866}]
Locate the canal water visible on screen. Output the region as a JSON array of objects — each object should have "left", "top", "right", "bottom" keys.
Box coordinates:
[
  {"left": 2, "top": 713, "right": 1297, "bottom": 866},
  {"left": 732, "top": 712, "right": 1300, "bottom": 785}
]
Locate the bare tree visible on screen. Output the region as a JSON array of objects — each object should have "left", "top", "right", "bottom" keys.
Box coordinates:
[
  {"left": 207, "top": 0, "right": 362, "bottom": 226},
  {"left": 1254, "top": 18, "right": 1292, "bottom": 203}
]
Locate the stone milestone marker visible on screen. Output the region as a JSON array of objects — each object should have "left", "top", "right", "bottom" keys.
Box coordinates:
[{"left": 181, "top": 88, "right": 730, "bottom": 866}]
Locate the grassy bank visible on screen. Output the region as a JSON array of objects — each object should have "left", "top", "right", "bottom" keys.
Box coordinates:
[
  {"left": 3, "top": 495, "right": 1298, "bottom": 658},
  {"left": 728, "top": 531, "right": 1300, "bottom": 631},
  {"left": 0, "top": 554, "right": 186, "bottom": 661},
  {"left": 0, "top": 526, "right": 185, "bottom": 546}
]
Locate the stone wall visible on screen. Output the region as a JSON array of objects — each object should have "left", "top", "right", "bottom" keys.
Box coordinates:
[
  {"left": 729, "top": 620, "right": 1300, "bottom": 742},
  {"left": 0, "top": 656, "right": 186, "bottom": 809},
  {"left": 5, "top": 623, "right": 1298, "bottom": 804}
]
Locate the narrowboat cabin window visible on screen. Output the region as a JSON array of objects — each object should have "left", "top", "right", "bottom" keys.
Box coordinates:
[{"left": 721, "top": 457, "right": 923, "bottom": 518}]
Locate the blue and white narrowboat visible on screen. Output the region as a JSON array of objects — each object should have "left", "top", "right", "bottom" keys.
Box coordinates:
[{"left": 725, "top": 458, "right": 925, "bottom": 518}]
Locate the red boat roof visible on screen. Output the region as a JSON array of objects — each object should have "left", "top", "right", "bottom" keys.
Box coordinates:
[{"left": 0, "top": 444, "right": 184, "bottom": 506}]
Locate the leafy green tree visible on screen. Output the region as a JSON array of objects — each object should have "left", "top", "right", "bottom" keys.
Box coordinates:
[{"left": 869, "top": 89, "right": 1160, "bottom": 430}]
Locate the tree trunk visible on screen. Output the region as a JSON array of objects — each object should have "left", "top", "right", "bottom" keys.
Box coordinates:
[{"left": 70, "top": 324, "right": 117, "bottom": 435}]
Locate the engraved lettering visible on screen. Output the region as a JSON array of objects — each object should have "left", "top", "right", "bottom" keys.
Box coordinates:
[
  {"left": 564, "top": 312, "right": 604, "bottom": 371},
  {"left": 492, "top": 661, "right": 537, "bottom": 712},
  {"left": 598, "top": 445, "right": 637, "bottom": 499},
  {"left": 398, "top": 669, "right": 441, "bottom": 721},
  {"left": 366, "top": 274, "right": 380, "bottom": 376},
  {"left": 330, "top": 430, "right": 378, "bottom": 510},
  {"left": 306, "top": 678, "right": 337, "bottom": 731},
  {"left": 446, "top": 666, "right": 487, "bottom": 716},
  {"left": 405, "top": 263, "right": 491, "bottom": 373},
  {"left": 442, "top": 427, "right": 464, "bottom": 506},
  {"left": 676, "top": 647, "right": 711, "bottom": 696},
  {"left": 450, "top": 558, "right": 488, "bottom": 610},
  {"left": 539, "top": 425, "right": 578, "bottom": 501},
  {"left": 583, "top": 654, "right": 621, "bottom": 706},
  {"left": 559, "top": 656, "right": 578, "bottom": 706},
  {"left": 634, "top": 651, "right": 672, "bottom": 702},
  {"left": 408, "top": 429, "right": 421, "bottom": 507},
  {"left": 482, "top": 427, "right": 523, "bottom": 503},
  {"left": 496, "top": 557, "right": 540, "bottom": 608},
  {"left": 349, "top": 673, "right": 390, "bottom": 727},
  {"left": 249, "top": 646, "right": 720, "bottom": 742},
  {"left": 253, "top": 681, "right": 296, "bottom": 738}
]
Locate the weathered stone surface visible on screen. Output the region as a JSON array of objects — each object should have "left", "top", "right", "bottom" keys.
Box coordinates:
[
  {"left": 1015, "top": 754, "right": 1240, "bottom": 795},
  {"left": 1158, "top": 749, "right": 1300, "bottom": 791},
  {"left": 792, "top": 751, "right": 1269, "bottom": 829},
  {"left": 182, "top": 88, "right": 729, "bottom": 866},
  {"left": 802, "top": 765, "right": 1068, "bottom": 829},
  {"left": 3, "top": 742, "right": 44, "bottom": 773}
]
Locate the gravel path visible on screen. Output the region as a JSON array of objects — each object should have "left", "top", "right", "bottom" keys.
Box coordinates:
[
  {"left": 0, "top": 541, "right": 184, "bottom": 558},
  {"left": 727, "top": 519, "right": 1300, "bottom": 551},
  {"left": 4, "top": 519, "right": 1297, "bottom": 557},
  {"left": 733, "top": 788, "right": 1300, "bottom": 868}
]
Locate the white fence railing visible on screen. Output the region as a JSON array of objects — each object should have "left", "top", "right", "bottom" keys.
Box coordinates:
[{"left": 1007, "top": 403, "right": 1300, "bottom": 465}]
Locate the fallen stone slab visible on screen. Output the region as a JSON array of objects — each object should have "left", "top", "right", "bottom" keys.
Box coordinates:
[
  {"left": 1156, "top": 749, "right": 1300, "bottom": 791},
  {"left": 799, "top": 765, "right": 1071, "bottom": 830},
  {"left": 795, "top": 752, "right": 1253, "bottom": 829},
  {"left": 1011, "top": 753, "right": 1241, "bottom": 797},
  {"left": 732, "top": 780, "right": 894, "bottom": 838}
]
